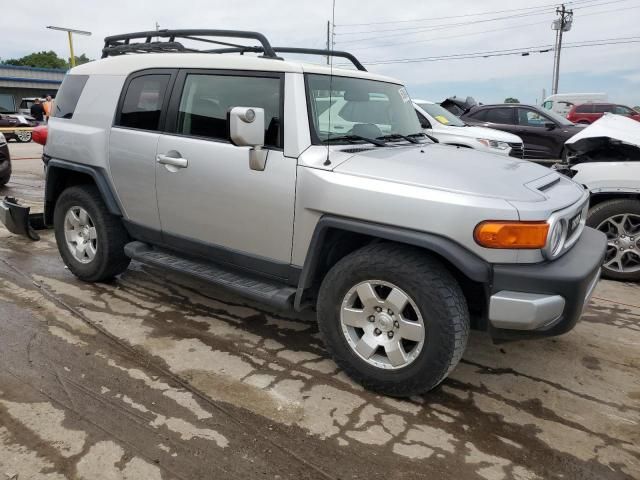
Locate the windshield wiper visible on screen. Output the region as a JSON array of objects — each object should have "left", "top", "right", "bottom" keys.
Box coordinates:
[
  {"left": 326, "top": 134, "right": 386, "bottom": 147},
  {"left": 377, "top": 133, "right": 419, "bottom": 144},
  {"left": 408, "top": 132, "right": 439, "bottom": 144}
]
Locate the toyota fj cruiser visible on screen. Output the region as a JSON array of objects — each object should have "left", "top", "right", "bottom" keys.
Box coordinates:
[{"left": 0, "top": 30, "right": 607, "bottom": 396}]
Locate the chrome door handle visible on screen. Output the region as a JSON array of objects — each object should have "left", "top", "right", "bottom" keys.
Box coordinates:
[{"left": 156, "top": 154, "right": 188, "bottom": 168}]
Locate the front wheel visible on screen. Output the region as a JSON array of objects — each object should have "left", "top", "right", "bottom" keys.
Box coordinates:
[
  {"left": 15, "top": 130, "right": 32, "bottom": 143},
  {"left": 587, "top": 199, "right": 640, "bottom": 281},
  {"left": 317, "top": 243, "right": 469, "bottom": 397}
]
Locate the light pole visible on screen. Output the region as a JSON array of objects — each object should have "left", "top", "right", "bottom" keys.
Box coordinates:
[{"left": 46, "top": 26, "right": 92, "bottom": 68}]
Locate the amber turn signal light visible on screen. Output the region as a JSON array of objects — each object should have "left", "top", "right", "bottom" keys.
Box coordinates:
[{"left": 474, "top": 221, "right": 549, "bottom": 249}]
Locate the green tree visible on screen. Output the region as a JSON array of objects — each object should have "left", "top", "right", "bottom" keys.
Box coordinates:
[
  {"left": 504, "top": 97, "right": 520, "bottom": 104},
  {"left": 70, "top": 53, "right": 92, "bottom": 66},
  {"left": 3, "top": 50, "right": 67, "bottom": 69}
]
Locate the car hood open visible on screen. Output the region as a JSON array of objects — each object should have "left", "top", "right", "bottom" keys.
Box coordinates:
[
  {"left": 565, "top": 114, "right": 640, "bottom": 158},
  {"left": 333, "top": 143, "right": 571, "bottom": 202}
]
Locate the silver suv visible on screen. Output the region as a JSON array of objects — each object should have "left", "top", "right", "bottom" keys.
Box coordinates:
[{"left": 0, "top": 30, "right": 607, "bottom": 396}]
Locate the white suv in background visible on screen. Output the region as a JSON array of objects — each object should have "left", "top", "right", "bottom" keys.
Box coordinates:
[{"left": 413, "top": 100, "right": 524, "bottom": 158}]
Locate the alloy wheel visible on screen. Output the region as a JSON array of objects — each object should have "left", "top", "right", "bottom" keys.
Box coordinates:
[
  {"left": 64, "top": 206, "right": 98, "bottom": 264},
  {"left": 597, "top": 213, "right": 640, "bottom": 274},
  {"left": 340, "top": 280, "right": 426, "bottom": 370}
]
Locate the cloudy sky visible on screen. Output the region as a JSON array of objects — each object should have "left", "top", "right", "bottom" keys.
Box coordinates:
[{"left": 3, "top": 0, "right": 640, "bottom": 106}]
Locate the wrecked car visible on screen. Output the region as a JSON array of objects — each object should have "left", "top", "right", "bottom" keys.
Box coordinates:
[{"left": 556, "top": 114, "right": 640, "bottom": 281}]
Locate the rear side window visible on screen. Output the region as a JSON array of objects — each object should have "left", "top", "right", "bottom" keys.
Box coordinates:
[
  {"left": 575, "top": 104, "right": 593, "bottom": 113},
  {"left": 484, "top": 108, "right": 514, "bottom": 125},
  {"left": 594, "top": 104, "right": 613, "bottom": 113},
  {"left": 117, "top": 74, "right": 171, "bottom": 131},
  {"left": 53, "top": 75, "right": 88, "bottom": 119},
  {"left": 468, "top": 109, "right": 487, "bottom": 121},
  {"left": 176, "top": 74, "right": 282, "bottom": 148}
]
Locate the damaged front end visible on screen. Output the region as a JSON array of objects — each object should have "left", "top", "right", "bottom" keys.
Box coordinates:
[
  {"left": 555, "top": 114, "right": 640, "bottom": 177},
  {"left": 0, "top": 197, "right": 46, "bottom": 241}
]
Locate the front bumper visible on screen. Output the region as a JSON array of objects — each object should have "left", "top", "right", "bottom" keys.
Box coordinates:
[{"left": 488, "top": 227, "right": 606, "bottom": 339}]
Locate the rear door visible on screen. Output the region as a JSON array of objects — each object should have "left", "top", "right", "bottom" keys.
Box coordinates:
[
  {"left": 154, "top": 69, "right": 296, "bottom": 275},
  {"left": 109, "top": 70, "right": 176, "bottom": 238}
]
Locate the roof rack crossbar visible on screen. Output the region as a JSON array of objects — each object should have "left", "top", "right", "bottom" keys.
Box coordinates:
[
  {"left": 196, "top": 46, "right": 367, "bottom": 71},
  {"left": 102, "top": 29, "right": 278, "bottom": 59}
]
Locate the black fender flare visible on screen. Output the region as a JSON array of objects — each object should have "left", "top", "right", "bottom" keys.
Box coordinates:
[
  {"left": 44, "top": 159, "right": 122, "bottom": 224},
  {"left": 294, "top": 215, "right": 491, "bottom": 310}
]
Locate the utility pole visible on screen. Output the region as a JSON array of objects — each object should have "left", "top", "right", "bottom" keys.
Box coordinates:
[
  {"left": 326, "top": 20, "right": 331, "bottom": 64},
  {"left": 551, "top": 4, "right": 573, "bottom": 94}
]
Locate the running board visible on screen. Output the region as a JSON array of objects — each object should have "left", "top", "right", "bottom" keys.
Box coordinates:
[{"left": 124, "top": 241, "right": 296, "bottom": 309}]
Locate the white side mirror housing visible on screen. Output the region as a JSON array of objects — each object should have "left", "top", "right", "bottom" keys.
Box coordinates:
[
  {"left": 228, "top": 107, "right": 267, "bottom": 171},
  {"left": 229, "top": 107, "right": 265, "bottom": 147}
]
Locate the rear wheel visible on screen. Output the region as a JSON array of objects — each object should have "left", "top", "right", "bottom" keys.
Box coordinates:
[
  {"left": 587, "top": 199, "right": 640, "bottom": 281},
  {"left": 54, "top": 185, "right": 131, "bottom": 282},
  {"left": 317, "top": 243, "right": 469, "bottom": 396},
  {"left": 15, "top": 131, "right": 32, "bottom": 143}
]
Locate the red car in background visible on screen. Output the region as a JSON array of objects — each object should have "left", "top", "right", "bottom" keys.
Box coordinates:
[{"left": 567, "top": 103, "right": 640, "bottom": 124}]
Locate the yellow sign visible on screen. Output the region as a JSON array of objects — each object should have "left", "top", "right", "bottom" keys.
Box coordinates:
[
  {"left": 0, "top": 127, "right": 35, "bottom": 132},
  {"left": 434, "top": 115, "right": 450, "bottom": 125}
]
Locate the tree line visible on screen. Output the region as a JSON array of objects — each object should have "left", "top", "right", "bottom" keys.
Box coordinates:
[{"left": 0, "top": 51, "right": 92, "bottom": 69}]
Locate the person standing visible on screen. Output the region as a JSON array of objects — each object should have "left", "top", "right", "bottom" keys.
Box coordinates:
[
  {"left": 43, "top": 95, "right": 53, "bottom": 122},
  {"left": 30, "top": 98, "right": 45, "bottom": 125}
]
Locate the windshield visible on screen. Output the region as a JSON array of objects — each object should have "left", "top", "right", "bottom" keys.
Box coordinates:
[
  {"left": 306, "top": 74, "right": 422, "bottom": 144},
  {"left": 543, "top": 108, "right": 575, "bottom": 126},
  {"left": 415, "top": 102, "right": 466, "bottom": 127}
]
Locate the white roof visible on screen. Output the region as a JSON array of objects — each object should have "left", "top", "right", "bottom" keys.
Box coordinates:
[{"left": 71, "top": 52, "right": 401, "bottom": 84}]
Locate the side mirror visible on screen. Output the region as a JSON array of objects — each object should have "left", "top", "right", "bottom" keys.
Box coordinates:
[
  {"left": 228, "top": 107, "right": 267, "bottom": 171},
  {"left": 545, "top": 122, "right": 556, "bottom": 130}
]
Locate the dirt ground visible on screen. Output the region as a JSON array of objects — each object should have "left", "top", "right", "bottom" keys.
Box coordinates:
[{"left": 0, "top": 143, "right": 639, "bottom": 479}]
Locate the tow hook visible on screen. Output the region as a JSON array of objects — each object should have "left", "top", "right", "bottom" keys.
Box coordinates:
[{"left": 0, "top": 197, "right": 47, "bottom": 241}]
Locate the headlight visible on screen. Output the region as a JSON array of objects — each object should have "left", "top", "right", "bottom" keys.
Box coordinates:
[
  {"left": 545, "top": 220, "right": 566, "bottom": 259},
  {"left": 477, "top": 139, "right": 509, "bottom": 150},
  {"left": 0, "top": 133, "right": 6, "bottom": 146}
]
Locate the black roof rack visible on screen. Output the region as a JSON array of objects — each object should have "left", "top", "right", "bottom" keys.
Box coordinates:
[{"left": 102, "top": 29, "right": 367, "bottom": 71}]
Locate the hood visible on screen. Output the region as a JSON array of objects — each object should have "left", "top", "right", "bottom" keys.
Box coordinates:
[
  {"left": 333, "top": 143, "right": 562, "bottom": 202},
  {"left": 565, "top": 114, "right": 640, "bottom": 156}
]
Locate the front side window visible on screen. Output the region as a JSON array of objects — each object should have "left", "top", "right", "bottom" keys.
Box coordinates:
[
  {"left": 176, "top": 74, "right": 282, "bottom": 147},
  {"left": 614, "top": 105, "right": 634, "bottom": 115},
  {"left": 518, "top": 109, "right": 549, "bottom": 127},
  {"left": 484, "top": 108, "right": 515, "bottom": 125},
  {"left": 306, "top": 74, "right": 422, "bottom": 143},
  {"left": 53, "top": 75, "right": 89, "bottom": 119},
  {"left": 542, "top": 100, "right": 553, "bottom": 110},
  {"left": 117, "top": 74, "right": 170, "bottom": 130}
]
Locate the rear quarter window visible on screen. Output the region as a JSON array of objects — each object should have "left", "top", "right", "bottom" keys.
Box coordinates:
[{"left": 53, "top": 75, "right": 89, "bottom": 119}]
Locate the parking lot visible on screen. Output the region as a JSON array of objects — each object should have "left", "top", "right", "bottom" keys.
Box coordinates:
[{"left": 0, "top": 142, "right": 639, "bottom": 479}]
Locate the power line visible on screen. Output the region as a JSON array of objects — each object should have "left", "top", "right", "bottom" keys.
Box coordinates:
[
  {"left": 355, "top": 36, "right": 640, "bottom": 66},
  {"left": 336, "top": 0, "right": 638, "bottom": 44},
  {"left": 335, "top": 0, "right": 599, "bottom": 27},
  {"left": 339, "top": 3, "right": 640, "bottom": 50}
]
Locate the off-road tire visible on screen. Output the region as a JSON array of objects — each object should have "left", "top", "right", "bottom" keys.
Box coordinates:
[
  {"left": 54, "top": 185, "right": 130, "bottom": 282},
  {"left": 317, "top": 242, "right": 470, "bottom": 397},
  {"left": 587, "top": 199, "right": 640, "bottom": 282}
]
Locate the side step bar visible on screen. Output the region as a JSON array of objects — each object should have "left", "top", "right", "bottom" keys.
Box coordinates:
[{"left": 124, "top": 241, "right": 296, "bottom": 309}]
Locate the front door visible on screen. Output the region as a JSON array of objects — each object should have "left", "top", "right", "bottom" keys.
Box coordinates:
[
  {"left": 155, "top": 70, "right": 296, "bottom": 275},
  {"left": 513, "top": 108, "right": 557, "bottom": 159}
]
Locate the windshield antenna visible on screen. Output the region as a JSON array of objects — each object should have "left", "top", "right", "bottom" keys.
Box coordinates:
[{"left": 324, "top": 0, "right": 336, "bottom": 166}]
